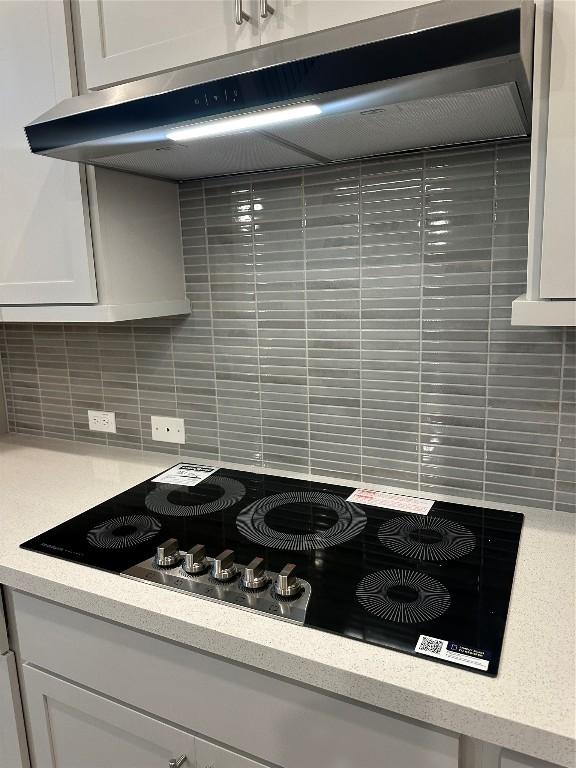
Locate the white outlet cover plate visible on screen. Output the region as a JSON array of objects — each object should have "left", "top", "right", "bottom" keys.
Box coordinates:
[
  {"left": 151, "top": 415, "right": 186, "bottom": 444},
  {"left": 88, "top": 410, "right": 116, "bottom": 433}
]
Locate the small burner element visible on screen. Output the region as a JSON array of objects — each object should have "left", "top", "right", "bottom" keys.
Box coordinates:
[
  {"left": 236, "top": 491, "right": 367, "bottom": 551},
  {"left": 356, "top": 569, "right": 451, "bottom": 623},
  {"left": 378, "top": 515, "right": 476, "bottom": 562},
  {"left": 145, "top": 476, "right": 246, "bottom": 517},
  {"left": 87, "top": 515, "right": 161, "bottom": 550}
]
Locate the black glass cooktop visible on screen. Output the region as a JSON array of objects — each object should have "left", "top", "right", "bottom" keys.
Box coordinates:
[{"left": 21, "top": 464, "right": 523, "bottom": 676}]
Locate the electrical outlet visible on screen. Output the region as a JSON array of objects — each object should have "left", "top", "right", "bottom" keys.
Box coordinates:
[
  {"left": 88, "top": 410, "right": 116, "bottom": 433},
  {"left": 151, "top": 415, "right": 185, "bottom": 444}
]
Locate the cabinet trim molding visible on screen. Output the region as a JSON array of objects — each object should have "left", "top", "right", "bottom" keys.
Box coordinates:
[
  {"left": 511, "top": 295, "right": 576, "bottom": 326},
  {"left": 0, "top": 299, "right": 190, "bottom": 323}
]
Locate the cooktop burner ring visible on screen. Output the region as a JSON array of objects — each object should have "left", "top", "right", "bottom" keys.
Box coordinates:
[
  {"left": 236, "top": 491, "right": 367, "bottom": 551},
  {"left": 144, "top": 476, "right": 246, "bottom": 517},
  {"left": 356, "top": 569, "right": 451, "bottom": 624},
  {"left": 378, "top": 515, "right": 476, "bottom": 562},
  {"left": 86, "top": 514, "right": 161, "bottom": 550}
]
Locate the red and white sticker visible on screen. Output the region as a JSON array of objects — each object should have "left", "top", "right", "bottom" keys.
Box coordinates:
[{"left": 347, "top": 488, "right": 433, "bottom": 515}]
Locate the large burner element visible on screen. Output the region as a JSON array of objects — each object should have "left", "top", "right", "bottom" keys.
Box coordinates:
[
  {"left": 145, "top": 476, "right": 246, "bottom": 517},
  {"left": 87, "top": 515, "right": 161, "bottom": 550},
  {"left": 236, "top": 491, "right": 367, "bottom": 551},
  {"left": 356, "top": 569, "right": 451, "bottom": 623},
  {"left": 378, "top": 515, "right": 476, "bottom": 562}
]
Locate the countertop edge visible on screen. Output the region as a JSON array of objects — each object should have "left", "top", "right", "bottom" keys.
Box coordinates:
[{"left": 1, "top": 564, "right": 572, "bottom": 768}]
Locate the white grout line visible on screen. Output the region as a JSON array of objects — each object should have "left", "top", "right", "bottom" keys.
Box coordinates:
[
  {"left": 201, "top": 180, "right": 222, "bottom": 463},
  {"left": 358, "top": 159, "right": 364, "bottom": 483},
  {"left": 417, "top": 154, "right": 426, "bottom": 493},
  {"left": 552, "top": 326, "right": 567, "bottom": 511},
  {"left": 129, "top": 321, "right": 144, "bottom": 454},
  {"left": 0, "top": 323, "right": 15, "bottom": 432},
  {"left": 61, "top": 325, "right": 75, "bottom": 442},
  {"left": 482, "top": 144, "right": 498, "bottom": 501},
  {"left": 250, "top": 180, "right": 265, "bottom": 467},
  {"left": 302, "top": 170, "right": 312, "bottom": 476},
  {"left": 30, "top": 324, "right": 46, "bottom": 439}
]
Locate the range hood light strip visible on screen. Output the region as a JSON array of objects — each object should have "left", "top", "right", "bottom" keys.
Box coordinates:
[{"left": 166, "top": 104, "right": 322, "bottom": 142}]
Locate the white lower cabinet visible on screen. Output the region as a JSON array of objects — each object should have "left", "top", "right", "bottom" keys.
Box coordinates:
[
  {"left": 196, "top": 740, "right": 270, "bottom": 768},
  {"left": 22, "top": 666, "right": 195, "bottom": 768},
  {"left": 0, "top": 652, "right": 30, "bottom": 768},
  {"left": 11, "top": 591, "right": 459, "bottom": 768},
  {"left": 22, "top": 665, "right": 271, "bottom": 768},
  {"left": 500, "top": 753, "right": 565, "bottom": 768}
]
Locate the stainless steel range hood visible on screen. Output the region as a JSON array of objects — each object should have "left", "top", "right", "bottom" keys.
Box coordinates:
[{"left": 25, "top": 0, "right": 534, "bottom": 182}]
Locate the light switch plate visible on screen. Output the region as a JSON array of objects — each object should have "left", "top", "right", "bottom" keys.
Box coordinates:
[{"left": 151, "top": 415, "right": 185, "bottom": 444}]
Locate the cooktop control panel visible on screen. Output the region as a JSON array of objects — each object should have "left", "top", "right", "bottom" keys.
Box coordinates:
[{"left": 123, "top": 540, "right": 311, "bottom": 624}]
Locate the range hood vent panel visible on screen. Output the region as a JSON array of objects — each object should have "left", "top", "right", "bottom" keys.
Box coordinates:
[
  {"left": 264, "top": 85, "right": 527, "bottom": 165},
  {"left": 26, "top": 1, "right": 534, "bottom": 182},
  {"left": 96, "top": 133, "right": 322, "bottom": 181}
]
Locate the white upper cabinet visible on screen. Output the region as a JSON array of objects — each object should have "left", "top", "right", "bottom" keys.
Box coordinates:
[
  {"left": 0, "top": 0, "right": 189, "bottom": 322},
  {"left": 0, "top": 0, "right": 96, "bottom": 306},
  {"left": 259, "top": 0, "right": 435, "bottom": 44},
  {"left": 538, "top": 0, "right": 575, "bottom": 300},
  {"left": 76, "top": 0, "right": 436, "bottom": 90},
  {"left": 512, "top": 0, "right": 576, "bottom": 325},
  {"left": 77, "top": 0, "right": 260, "bottom": 89}
]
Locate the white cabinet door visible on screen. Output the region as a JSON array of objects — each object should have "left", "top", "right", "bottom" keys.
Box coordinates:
[
  {"left": 0, "top": 1, "right": 97, "bottom": 306},
  {"left": 77, "top": 0, "right": 260, "bottom": 90},
  {"left": 260, "top": 0, "right": 434, "bottom": 44},
  {"left": 501, "top": 751, "right": 564, "bottom": 768},
  {"left": 538, "top": 0, "right": 575, "bottom": 299},
  {"left": 0, "top": 653, "right": 30, "bottom": 768},
  {"left": 22, "top": 665, "right": 194, "bottom": 768},
  {"left": 196, "top": 739, "right": 270, "bottom": 768}
]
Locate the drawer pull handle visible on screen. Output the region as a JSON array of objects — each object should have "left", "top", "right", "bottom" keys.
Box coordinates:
[
  {"left": 260, "top": 0, "right": 275, "bottom": 17},
  {"left": 235, "top": 0, "right": 250, "bottom": 24},
  {"left": 169, "top": 756, "right": 187, "bottom": 768}
]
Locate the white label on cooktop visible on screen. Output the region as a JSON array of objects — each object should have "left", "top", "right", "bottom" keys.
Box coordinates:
[
  {"left": 152, "top": 463, "right": 218, "bottom": 487},
  {"left": 347, "top": 488, "right": 433, "bottom": 515},
  {"left": 415, "top": 635, "right": 490, "bottom": 671}
]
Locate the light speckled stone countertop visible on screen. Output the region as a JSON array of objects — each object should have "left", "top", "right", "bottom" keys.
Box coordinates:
[{"left": 0, "top": 434, "right": 574, "bottom": 766}]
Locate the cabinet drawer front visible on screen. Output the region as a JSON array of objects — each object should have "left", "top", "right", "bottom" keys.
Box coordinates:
[
  {"left": 12, "top": 592, "right": 458, "bottom": 768},
  {"left": 22, "top": 665, "right": 194, "bottom": 768}
]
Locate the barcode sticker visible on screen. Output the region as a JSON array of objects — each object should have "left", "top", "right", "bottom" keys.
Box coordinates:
[
  {"left": 347, "top": 488, "right": 433, "bottom": 515},
  {"left": 152, "top": 463, "right": 218, "bottom": 487},
  {"left": 415, "top": 635, "right": 490, "bottom": 671}
]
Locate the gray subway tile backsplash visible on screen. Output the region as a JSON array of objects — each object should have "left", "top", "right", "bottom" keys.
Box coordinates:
[{"left": 1, "top": 139, "right": 574, "bottom": 511}]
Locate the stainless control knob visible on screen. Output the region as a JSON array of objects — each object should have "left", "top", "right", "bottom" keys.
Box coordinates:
[
  {"left": 155, "top": 538, "right": 181, "bottom": 568},
  {"left": 183, "top": 544, "right": 208, "bottom": 575},
  {"left": 242, "top": 557, "right": 268, "bottom": 590},
  {"left": 210, "top": 549, "right": 237, "bottom": 582},
  {"left": 274, "top": 563, "right": 301, "bottom": 598}
]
